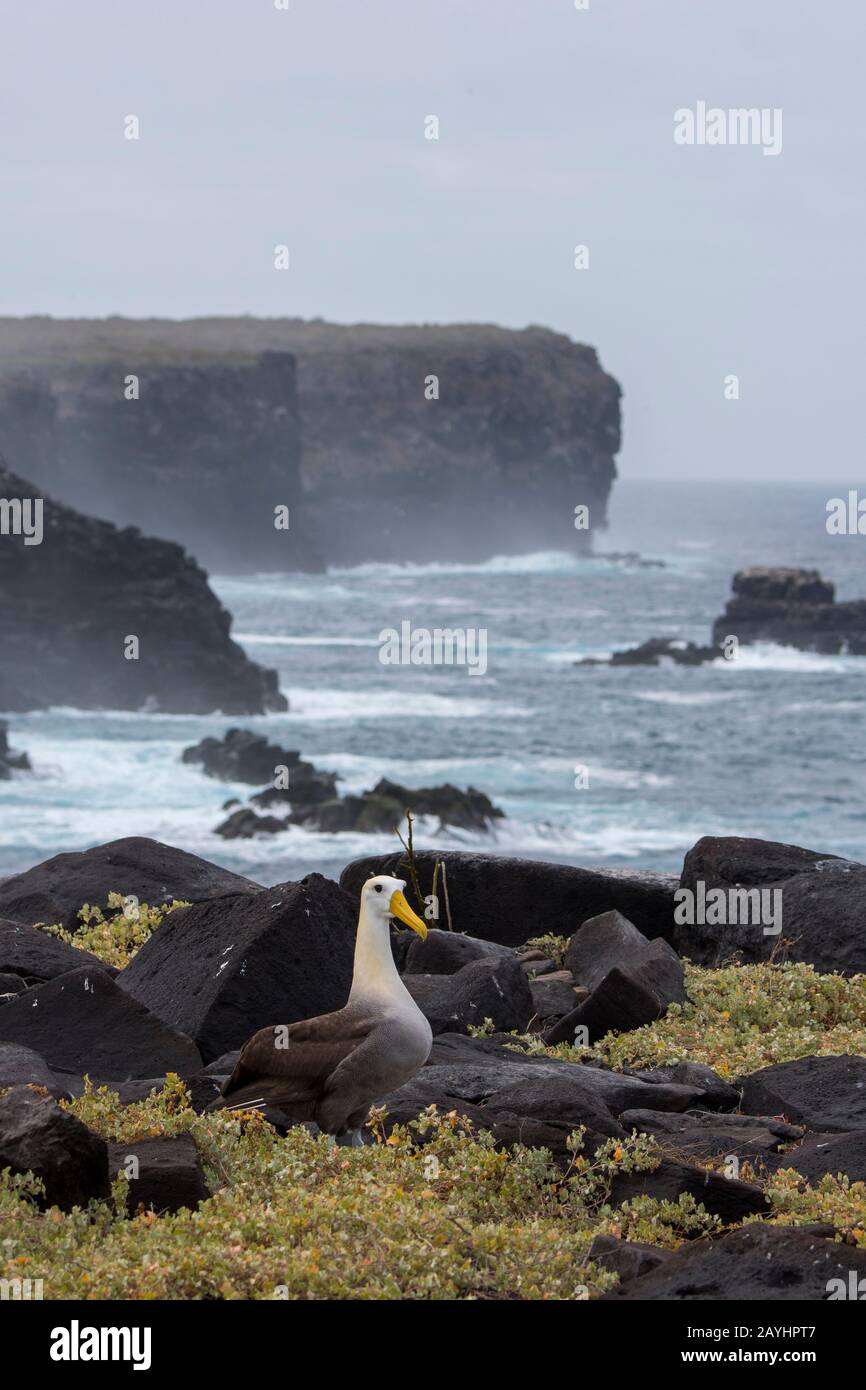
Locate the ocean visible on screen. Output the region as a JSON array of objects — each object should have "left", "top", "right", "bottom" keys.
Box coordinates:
[{"left": 2, "top": 478, "right": 864, "bottom": 888}]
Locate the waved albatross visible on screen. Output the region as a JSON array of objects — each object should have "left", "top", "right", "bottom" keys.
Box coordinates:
[{"left": 212, "top": 875, "right": 432, "bottom": 1144}]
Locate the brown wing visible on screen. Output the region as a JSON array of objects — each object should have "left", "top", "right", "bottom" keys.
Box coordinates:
[{"left": 217, "top": 1008, "right": 376, "bottom": 1118}]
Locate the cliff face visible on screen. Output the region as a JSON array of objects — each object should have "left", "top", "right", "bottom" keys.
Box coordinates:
[
  {"left": 0, "top": 318, "right": 622, "bottom": 570},
  {"left": 0, "top": 457, "right": 287, "bottom": 714},
  {"left": 0, "top": 350, "right": 318, "bottom": 574}
]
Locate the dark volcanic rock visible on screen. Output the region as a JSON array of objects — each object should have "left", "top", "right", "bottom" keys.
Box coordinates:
[
  {"left": 564, "top": 909, "right": 659, "bottom": 990},
  {"left": 629, "top": 1061, "right": 739, "bottom": 1111},
  {"left": 0, "top": 836, "right": 260, "bottom": 932},
  {"left": 764, "top": 1129, "right": 866, "bottom": 1184},
  {"left": 290, "top": 779, "right": 503, "bottom": 836},
  {"left": 182, "top": 729, "right": 336, "bottom": 796},
  {"left": 383, "top": 1068, "right": 625, "bottom": 1143},
  {"left": 340, "top": 851, "right": 678, "bottom": 947},
  {"left": 404, "top": 930, "right": 512, "bottom": 976},
  {"left": 118, "top": 874, "right": 356, "bottom": 1064},
  {"left": 0, "top": 1086, "right": 110, "bottom": 1210},
  {"left": 610, "top": 1160, "right": 767, "bottom": 1224},
  {"left": 681, "top": 833, "right": 842, "bottom": 893},
  {"left": 605, "top": 1223, "right": 866, "bottom": 1301},
  {"left": 0, "top": 457, "right": 288, "bottom": 713},
  {"left": 544, "top": 940, "right": 685, "bottom": 1045},
  {"left": 578, "top": 637, "right": 721, "bottom": 668},
  {"left": 529, "top": 975, "right": 581, "bottom": 1021},
  {"left": 588, "top": 1235, "right": 672, "bottom": 1283},
  {"left": 618, "top": 1108, "right": 804, "bottom": 1163},
  {"left": 0, "top": 1042, "right": 70, "bottom": 1098},
  {"left": 739, "top": 1055, "right": 866, "bottom": 1133},
  {"left": 0, "top": 918, "right": 107, "bottom": 982},
  {"left": 713, "top": 565, "right": 866, "bottom": 655},
  {"left": 215, "top": 807, "right": 289, "bottom": 839},
  {"left": 109, "top": 1135, "right": 210, "bottom": 1215},
  {"left": 0, "top": 967, "right": 202, "bottom": 1080},
  {"left": 403, "top": 956, "right": 534, "bottom": 1035},
  {"left": 0, "top": 720, "right": 31, "bottom": 778},
  {"left": 0, "top": 973, "right": 27, "bottom": 999},
  {"left": 676, "top": 834, "right": 866, "bottom": 974}
]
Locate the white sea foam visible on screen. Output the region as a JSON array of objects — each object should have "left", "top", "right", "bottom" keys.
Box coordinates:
[
  {"left": 283, "top": 687, "right": 529, "bottom": 721},
  {"left": 632, "top": 690, "right": 747, "bottom": 707},
  {"left": 711, "top": 643, "right": 866, "bottom": 674},
  {"left": 234, "top": 634, "right": 379, "bottom": 647},
  {"left": 329, "top": 550, "right": 654, "bottom": 579}
]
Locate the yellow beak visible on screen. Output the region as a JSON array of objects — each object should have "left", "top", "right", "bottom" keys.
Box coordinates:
[{"left": 389, "top": 889, "right": 428, "bottom": 939}]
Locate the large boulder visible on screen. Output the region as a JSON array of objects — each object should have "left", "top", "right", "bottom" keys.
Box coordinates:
[
  {"left": 544, "top": 939, "right": 685, "bottom": 1045},
  {"left": 739, "top": 1055, "right": 866, "bottom": 1132},
  {"left": 675, "top": 835, "right": 866, "bottom": 974},
  {"left": 403, "top": 957, "right": 534, "bottom": 1035},
  {"left": 340, "top": 851, "right": 678, "bottom": 948},
  {"left": 0, "top": 1086, "right": 110, "bottom": 1210},
  {"left": 403, "top": 930, "right": 512, "bottom": 976},
  {"left": 0, "top": 456, "right": 288, "bottom": 714},
  {"left": 108, "top": 1135, "right": 209, "bottom": 1215},
  {"left": 764, "top": 1129, "right": 866, "bottom": 1185},
  {"left": 117, "top": 874, "right": 356, "bottom": 1064},
  {"left": 0, "top": 919, "right": 107, "bottom": 982},
  {"left": 605, "top": 1223, "right": 866, "bottom": 1300},
  {"left": 564, "top": 909, "right": 657, "bottom": 990},
  {"left": 0, "top": 967, "right": 202, "bottom": 1080},
  {"left": 0, "top": 837, "right": 260, "bottom": 931}
]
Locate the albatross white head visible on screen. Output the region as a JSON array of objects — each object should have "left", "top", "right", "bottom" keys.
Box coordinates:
[{"left": 349, "top": 875, "right": 427, "bottom": 1004}]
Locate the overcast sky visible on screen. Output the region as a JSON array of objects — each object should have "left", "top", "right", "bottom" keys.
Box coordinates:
[{"left": 1, "top": 0, "right": 862, "bottom": 482}]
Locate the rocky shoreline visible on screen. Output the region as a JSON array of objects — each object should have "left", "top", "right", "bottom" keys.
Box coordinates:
[
  {"left": 1, "top": 831, "right": 865, "bottom": 1298},
  {"left": 0, "top": 457, "right": 286, "bottom": 714}
]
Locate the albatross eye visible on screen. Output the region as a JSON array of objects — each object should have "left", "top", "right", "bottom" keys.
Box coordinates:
[{"left": 374, "top": 884, "right": 383, "bottom": 893}]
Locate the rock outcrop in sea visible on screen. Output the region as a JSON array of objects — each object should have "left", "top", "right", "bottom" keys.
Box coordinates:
[
  {"left": 0, "top": 457, "right": 287, "bottom": 714},
  {"left": 0, "top": 317, "right": 621, "bottom": 570},
  {"left": 0, "top": 720, "right": 30, "bottom": 778},
  {"left": 713, "top": 565, "right": 866, "bottom": 654},
  {"left": 181, "top": 728, "right": 503, "bottom": 838},
  {"left": 578, "top": 566, "right": 866, "bottom": 666}
]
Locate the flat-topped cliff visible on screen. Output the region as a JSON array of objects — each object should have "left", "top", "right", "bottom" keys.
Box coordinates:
[{"left": 0, "top": 317, "right": 621, "bottom": 570}]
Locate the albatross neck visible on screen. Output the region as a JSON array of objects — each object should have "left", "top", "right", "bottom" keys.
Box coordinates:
[{"left": 349, "top": 906, "right": 413, "bottom": 1005}]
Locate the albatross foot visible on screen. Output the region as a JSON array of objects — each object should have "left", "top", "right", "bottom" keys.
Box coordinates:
[{"left": 334, "top": 1128, "right": 365, "bottom": 1148}]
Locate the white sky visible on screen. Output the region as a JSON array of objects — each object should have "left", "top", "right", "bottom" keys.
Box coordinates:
[{"left": 0, "top": 0, "right": 862, "bottom": 481}]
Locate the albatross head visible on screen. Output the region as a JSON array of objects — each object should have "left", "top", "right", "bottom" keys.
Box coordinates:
[{"left": 362, "top": 875, "right": 428, "bottom": 940}]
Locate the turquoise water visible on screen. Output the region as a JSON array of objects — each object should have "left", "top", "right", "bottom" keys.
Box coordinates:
[{"left": 2, "top": 479, "right": 864, "bottom": 885}]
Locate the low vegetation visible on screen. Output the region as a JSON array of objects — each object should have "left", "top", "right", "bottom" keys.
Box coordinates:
[{"left": 8, "top": 907, "right": 863, "bottom": 1297}]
